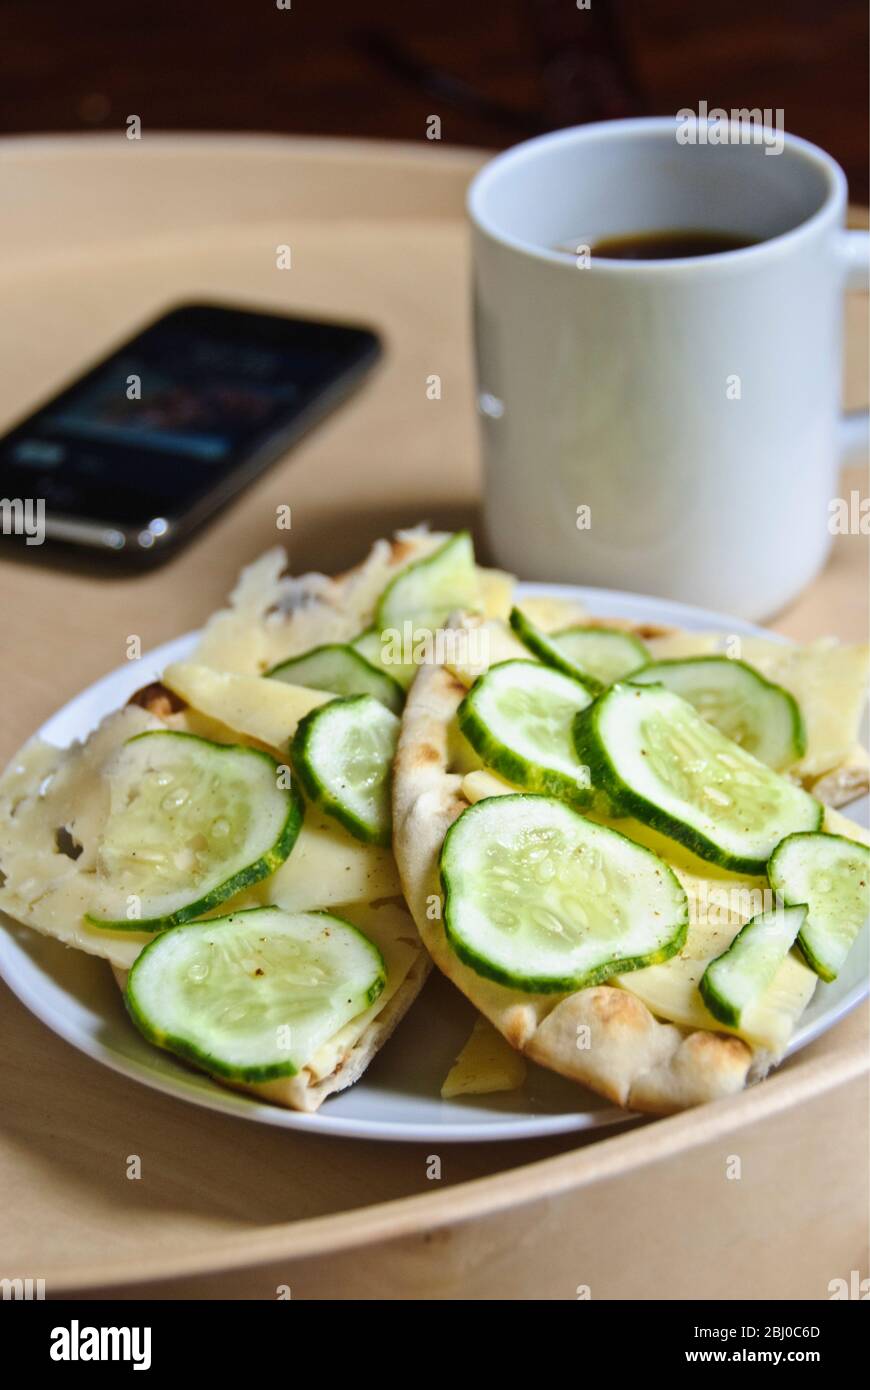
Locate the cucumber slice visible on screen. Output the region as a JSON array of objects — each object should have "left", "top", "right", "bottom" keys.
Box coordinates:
[
  {"left": 87, "top": 732, "right": 302, "bottom": 931},
  {"left": 376, "top": 531, "right": 478, "bottom": 633},
  {"left": 509, "top": 606, "right": 603, "bottom": 689},
  {"left": 457, "top": 659, "right": 597, "bottom": 808},
  {"left": 267, "top": 644, "right": 404, "bottom": 714},
  {"left": 126, "top": 906, "right": 385, "bottom": 1080},
  {"left": 768, "top": 831, "right": 870, "bottom": 981},
  {"left": 629, "top": 656, "right": 805, "bottom": 770},
  {"left": 440, "top": 793, "right": 688, "bottom": 993},
  {"left": 551, "top": 626, "right": 649, "bottom": 686},
  {"left": 573, "top": 684, "right": 822, "bottom": 873},
  {"left": 351, "top": 628, "right": 418, "bottom": 691},
  {"left": 699, "top": 904, "right": 807, "bottom": 1027},
  {"left": 292, "top": 694, "right": 399, "bottom": 846}
]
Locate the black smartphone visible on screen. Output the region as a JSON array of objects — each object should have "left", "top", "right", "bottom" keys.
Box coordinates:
[{"left": 0, "top": 302, "right": 381, "bottom": 559}]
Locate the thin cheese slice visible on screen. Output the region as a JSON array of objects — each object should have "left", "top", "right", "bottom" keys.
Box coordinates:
[
  {"left": 441, "top": 1015, "right": 527, "bottom": 1097},
  {"left": 477, "top": 568, "right": 516, "bottom": 622},
  {"left": 738, "top": 637, "right": 869, "bottom": 780},
  {"left": 515, "top": 596, "right": 590, "bottom": 632},
  {"left": 461, "top": 768, "right": 520, "bottom": 803},
  {"left": 445, "top": 618, "right": 530, "bottom": 688},
  {"left": 162, "top": 662, "right": 329, "bottom": 756},
  {"left": 223, "top": 807, "right": 402, "bottom": 914}
]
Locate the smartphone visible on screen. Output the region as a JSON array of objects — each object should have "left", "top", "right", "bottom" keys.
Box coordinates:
[{"left": 0, "top": 302, "right": 381, "bottom": 559}]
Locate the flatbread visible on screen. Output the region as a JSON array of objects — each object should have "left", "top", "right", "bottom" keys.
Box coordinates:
[
  {"left": 0, "top": 531, "right": 457, "bottom": 1112},
  {"left": 394, "top": 656, "right": 773, "bottom": 1115},
  {"left": 112, "top": 898, "right": 426, "bottom": 1113},
  {"left": 193, "top": 528, "right": 449, "bottom": 675}
]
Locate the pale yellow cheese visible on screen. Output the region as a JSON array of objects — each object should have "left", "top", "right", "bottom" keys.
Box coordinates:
[
  {"left": 441, "top": 1015, "right": 527, "bottom": 1097},
  {"left": 225, "top": 807, "right": 402, "bottom": 914},
  {"left": 514, "top": 596, "right": 590, "bottom": 632},
  {"left": 646, "top": 632, "right": 721, "bottom": 660},
  {"left": 162, "top": 662, "right": 329, "bottom": 757},
  {"left": 445, "top": 618, "right": 530, "bottom": 688},
  {"left": 461, "top": 768, "right": 520, "bottom": 803},
  {"left": 477, "top": 568, "right": 516, "bottom": 622},
  {"left": 739, "top": 637, "right": 869, "bottom": 780}
]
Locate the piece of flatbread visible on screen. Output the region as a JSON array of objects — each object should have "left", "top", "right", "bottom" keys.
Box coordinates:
[
  {"left": 111, "top": 898, "right": 427, "bottom": 1113},
  {"left": 3, "top": 532, "right": 493, "bottom": 1111},
  {"left": 393, "top": 656, "right": 759, "bottom": 1115}
]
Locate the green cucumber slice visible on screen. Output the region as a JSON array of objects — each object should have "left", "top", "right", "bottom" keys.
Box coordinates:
[
  {"left": 351, "top": 628, "right": 419, "bottom": 691},
  {"left": 292, "top": 694, "right": 399, "bottom": 846},
  {"left": 551, "top": 626, "right": 649, "bottom": 686},
  {"left": 509, "top": 606, "right": 603, "bottom": 690},
  {"left": 629, "top": 656, "right": 805, "bottom": 770},
  {"left": 457, "top": 659, "right": 597, "bottom": 807},
  {"left": 768, "top": 831, "right": 870, "bottom": 981},
  {"left": 376, "top": 531, "right": 478, "bottom": 634},
  {"left": 87, "top": 731, "right": 302, "bottom": 931},
  {"left": 267, "top": 643, "right": 404, "bottom": 714},
  {"left": 699, "top": 904, "right": 807, "bottom": 1027},
  {"left": 573, "top": 684, "right": 822, "bottom": 873},
  {"left": 126, "top": 906, "right": 385, "bottom": 1080},
  {"left": 440, "top": 793, "right": 688, "bottom": 993}
]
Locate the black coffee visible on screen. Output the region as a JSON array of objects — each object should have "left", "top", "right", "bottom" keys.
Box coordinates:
[{"left": 589, "top": 229, "right": 756, "bottom": 260}]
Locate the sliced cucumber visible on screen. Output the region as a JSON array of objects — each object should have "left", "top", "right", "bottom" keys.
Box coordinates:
[
  {"left": 292, "top": 694, "right": 399, "bottom": 846},
  {"left": 351, "top": 628, "right": 420, "bottom": 691},
  {"left": 629, "top": 656, "right": 805, "bottom": 770},
  {"left": 376, "top": 531, "right": 478, "bottom": 633},
  {"left": 509, "top": 606, "right": 603, "bottom": 689},
  {"left": 457, "top": 659, "right": 597, "bottom": 807},
  {"left": 267, "top": 644, "right": 404, "bottom": 714},
  {"left": 573, "top": 684, "right": 822, "bottom": 874},
  {"left": 768, "top": 831, "right": 870, "bottom": 981},
  {"left": 699, "top": 904, "right": 807, "bottom": 1027},
  {"left": 87, "top": 732, "right": 302, "bottom": 931},
  {"left": 440, "top": 793, "right": 688, "bottom": 993},
  {"left": 126, "top": 906, "right": 385, "bottom": 1080},
  {"left": 551, "top": 626, "right": 649, "bottom": 686}
]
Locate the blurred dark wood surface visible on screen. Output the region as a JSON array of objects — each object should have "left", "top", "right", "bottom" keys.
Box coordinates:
[{"left": 0, "top": 0, "right": 867, "bottom": 200}]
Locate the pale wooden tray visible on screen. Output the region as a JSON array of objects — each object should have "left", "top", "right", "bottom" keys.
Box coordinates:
[{"left": 0, "top": 135, "right": 866, "bottom": 1298}]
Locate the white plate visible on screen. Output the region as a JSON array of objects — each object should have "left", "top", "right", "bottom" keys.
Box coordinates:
[{"left": 0, "top": 583, "right": 866, "bottom": 1143}]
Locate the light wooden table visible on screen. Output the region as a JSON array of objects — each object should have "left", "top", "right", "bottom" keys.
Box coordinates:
[{"left": 0, "top": 136, "right": 866, "bottom": 1299}]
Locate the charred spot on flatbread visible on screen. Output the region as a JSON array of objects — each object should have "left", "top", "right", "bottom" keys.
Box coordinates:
[{"left": 128, "top": 682, "right": 187, "bottom": 718}]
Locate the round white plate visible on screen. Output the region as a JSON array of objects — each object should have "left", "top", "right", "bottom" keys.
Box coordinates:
[{"left": 0, "top": 583, "right": 866, "bottom": 1142}]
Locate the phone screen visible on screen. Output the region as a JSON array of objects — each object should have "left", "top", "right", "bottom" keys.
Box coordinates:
[{"left": 0, "top": 304, "right": 380, "bottom": 548}]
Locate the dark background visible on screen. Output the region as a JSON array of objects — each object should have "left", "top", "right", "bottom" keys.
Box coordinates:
[{"left": 1, "top": 0, "right": 867, "bottom": 201}]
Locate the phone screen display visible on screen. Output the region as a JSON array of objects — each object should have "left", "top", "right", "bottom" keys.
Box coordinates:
[{"left": 0, "top": 304, "right": 380, "bottom": 536}]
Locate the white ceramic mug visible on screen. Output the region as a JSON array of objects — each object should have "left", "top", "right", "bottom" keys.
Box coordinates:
[{"left": 469, "top": 118, "right": 869, "bottom": 621}]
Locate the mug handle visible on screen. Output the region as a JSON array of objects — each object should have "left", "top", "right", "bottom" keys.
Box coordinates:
[{"left": 838, "top": 229, "right": 869, "bottom": 465}]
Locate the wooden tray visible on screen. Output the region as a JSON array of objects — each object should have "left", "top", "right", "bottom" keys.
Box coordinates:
[{"left": 0, "top": 135, "right": 867, "bottom": 1298}]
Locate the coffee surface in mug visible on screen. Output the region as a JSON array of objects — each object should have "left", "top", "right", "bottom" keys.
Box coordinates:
[{"left": 583, "top": 229, "right": 757, "bottom": 260}]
